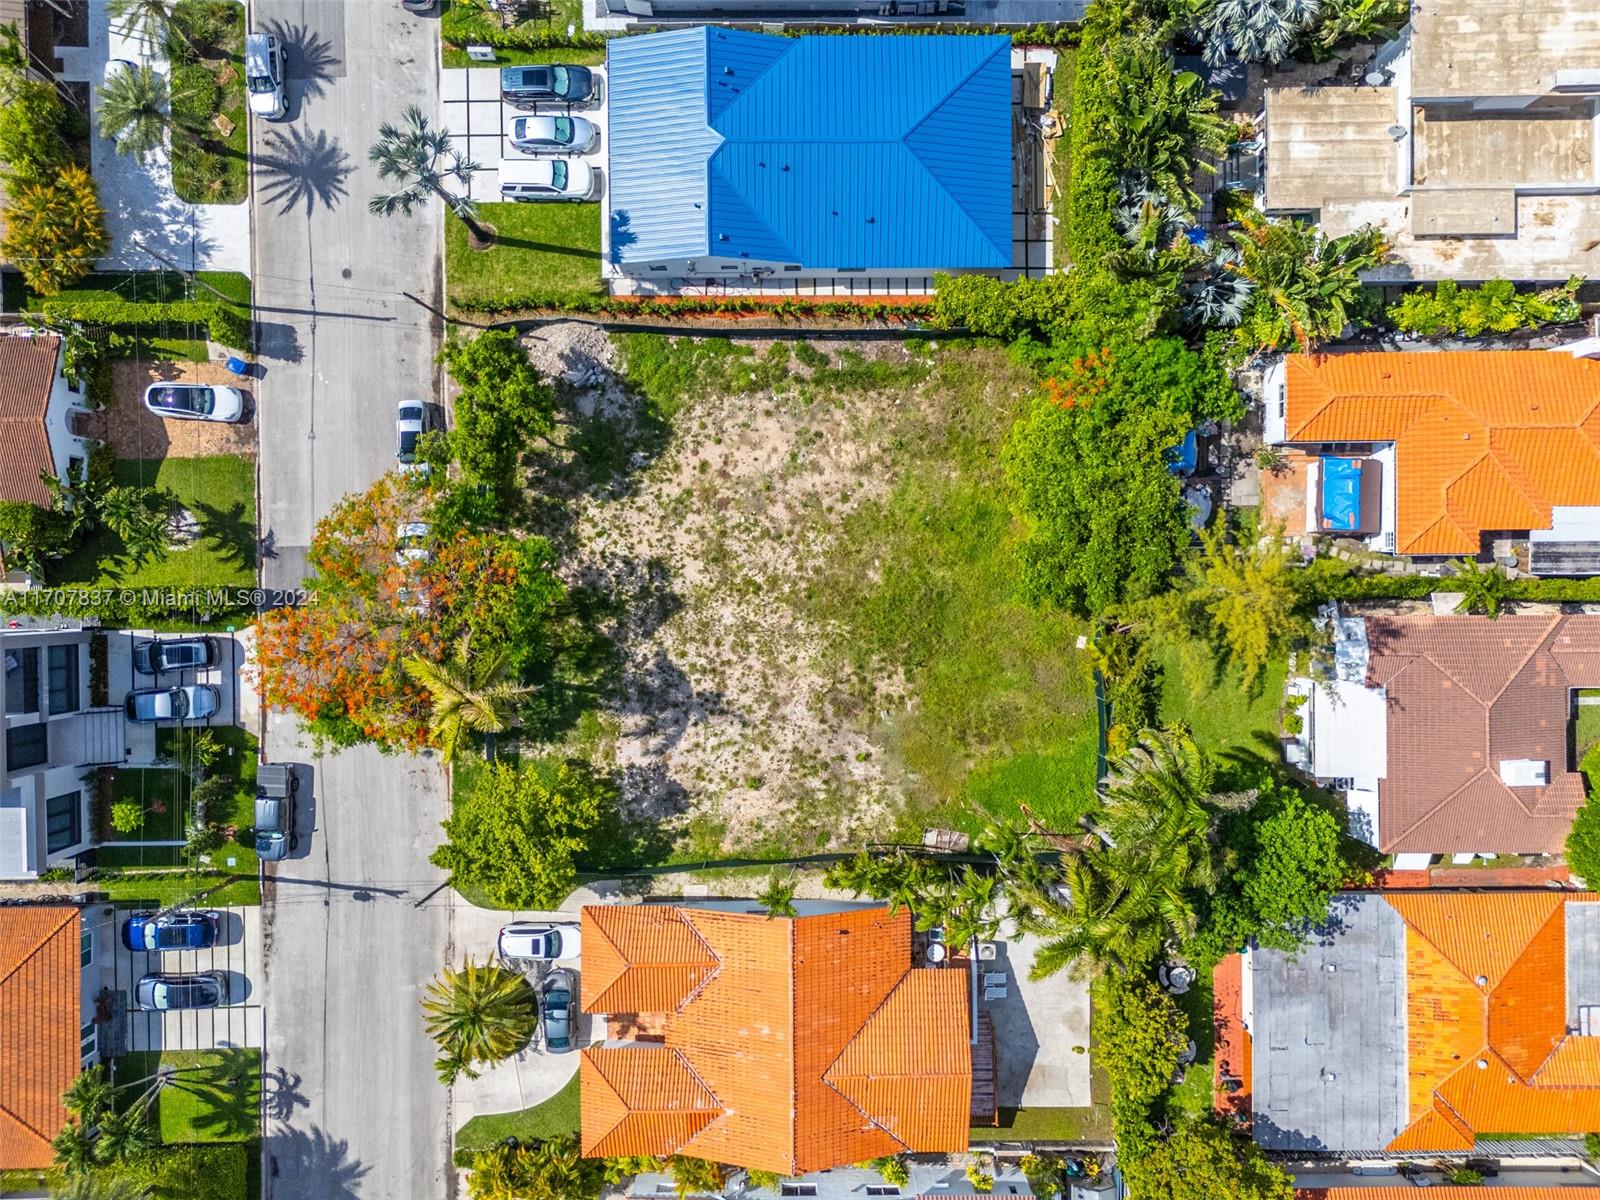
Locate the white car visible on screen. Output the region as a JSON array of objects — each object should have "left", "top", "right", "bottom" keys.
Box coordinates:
[
  {"left": 144, "top": 383, "right": 245, "bottom": 423},
  {"left": 395, "top": 521, "right": 431, "bottom": 565},
  {"left": 395, "top": 401, "right": 429, "bottom": 473},
  {"left": 245, "top": 32, "right": 286, "bottom": 120},
  {"left": 499, "top": 158, "right": 595, "bottom": 203},
  {"left": 498, "top": 923, "right": 581, "bottom": 963},
  {"left": 508, "top": 115, "right": 598, "bottom": 156}
]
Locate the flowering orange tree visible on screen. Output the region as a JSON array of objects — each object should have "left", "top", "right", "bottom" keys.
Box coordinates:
[{"left": 254, "top": 475, "right": 563, "bottom": 749}]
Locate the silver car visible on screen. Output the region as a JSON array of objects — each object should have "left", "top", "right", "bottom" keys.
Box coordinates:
[
  {"left": 135, "top": 972, "right": 229, "bottom": 1010},
  {"left": 124, "top": 685, "right": 221, "bottom": 723},
  {"left": 245, "top": 32, "right": 286, "bottom": 120},
  {"left": 509, "top": 115, "right": 598, "bottom": 155}
]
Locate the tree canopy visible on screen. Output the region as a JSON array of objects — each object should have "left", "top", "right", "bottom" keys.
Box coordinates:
[
  {"left": 1121, "top": 1119, "right": 1293, "bottom": 1200},
  {"left": 430, "top": 758, "right": 621, "bottom": 909}
]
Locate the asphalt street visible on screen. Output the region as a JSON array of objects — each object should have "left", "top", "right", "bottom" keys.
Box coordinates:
[{"left": 248, "top": 2, "right": 452, "bottom": 1197}]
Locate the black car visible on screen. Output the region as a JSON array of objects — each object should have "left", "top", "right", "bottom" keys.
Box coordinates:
[
  {"left": 541, "top": 969, "right": 576, "bottom": 1053},
  {"left": 135, "top": 972, "right": 229, "bottom": 1010},
  {"left": 133, "top": 637, "right": 219, "bottom": 675},
  {"left": 500, "top": 64, "right": 596, "bottom": 107},
  {"left": 400, "top": 0, "right": 437, "bottom": 11}
]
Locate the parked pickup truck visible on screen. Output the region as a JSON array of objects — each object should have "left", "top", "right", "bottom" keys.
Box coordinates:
[{"left": 255, "top": 762, "right": 302, "bottom": 862}]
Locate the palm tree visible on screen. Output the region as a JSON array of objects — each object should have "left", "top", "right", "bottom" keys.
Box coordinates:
[
  {"left": 369, "top": 105, "right": 488, "bottom": 243},
  {"left": 62, "top": 1069, "right": 115, "bottom": 1125},
  {"left": 95, "top": 484, "right": 175, "bottom": 566},
  {"left": 1195, "top": 0, "right": 1322, "bottom": 66},
  {"left": 403, "top": 634, "right": 534, "bottom": 762},
  {"left": 92, "top": 1108, "right": 156, "bottom": 1166},
  {"left": 95, "top": 65, "right": 208, "bottom": 162},
  {"left": 420, "top": 959, "right": 538, "bottom": 1081},
  {"left": 1449, "top": 558, "right": 1511, "bottom": 618},
  {"left": 51, "top": 1119, "right": 95, "bottom": 1176},
  {"left": 1101, "top": 38, "right": 1231, "bottom": 212},
  {"left": 755, "top": 870, "right": 799, "bottom": 919},
  {"left": 1226, "top": 214, "right": 1389, "bottom": 350},
  {"left": 0, "top": 165, "right": 110, "bottom": 296}
]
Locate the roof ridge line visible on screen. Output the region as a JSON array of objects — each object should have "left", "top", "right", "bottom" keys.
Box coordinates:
[
  {"left": 1386, "top": 767, "right": 1490, "bottom": 850},
  {"left": 702, "top": 26, "right": 792, "bottom": 133},
  {"left": 0, "top": 907, "right": 76, "bottom": 990},
  {"left": 788, "top": 915, "right": 800, "bottom": 1175},
  {"left": 1482, "top": 614, "right": 1564, "bottom": 707},
  {"left": 580, "top": 1049, "right": 635, "bottom": 1151},
  {"left": 1491, "top": 902, "right": 1569, "bottom": 1083}
]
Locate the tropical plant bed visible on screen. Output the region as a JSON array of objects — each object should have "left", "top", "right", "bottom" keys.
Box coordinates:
[{"left": 168, "top": 0, "right": 249, "bottom": 204}]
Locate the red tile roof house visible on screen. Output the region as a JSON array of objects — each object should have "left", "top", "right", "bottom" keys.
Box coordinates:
[
  {"left": 578, "top": 901, "right": 976, "bottom": 1177},
  {"left": 1289, "top": 608, "right": 1600, "bottom": 863},
  {"left": 0, "top": 330, "right": 95, "bottom": 583},
  {"left": 1261, "top": 349, "right": 1600, "bottom": 573},
  {"left": 0, "top": 906, "right": 103, "bottom": 1173}
]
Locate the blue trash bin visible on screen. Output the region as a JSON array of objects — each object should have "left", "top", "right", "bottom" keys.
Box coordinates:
[{"left": 225, "top": 356, "right": 251, "bottom": 376}]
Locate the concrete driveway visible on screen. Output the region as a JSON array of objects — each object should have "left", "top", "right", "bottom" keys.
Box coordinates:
[
  {"left": 112, "top": 631, "right": 251, "bottom": 732},
  {"left": 107, "top": 905, "right": 264, "bottom": 1051},
  {"left": 982, "top": 932, "right": 1093, "bottom": 1109},
  {"left": 450, "top": 901, "right": 596, "bottom": 1128},
  {"left": 439, "top": 66, "right": 609, "bottom": 203}
]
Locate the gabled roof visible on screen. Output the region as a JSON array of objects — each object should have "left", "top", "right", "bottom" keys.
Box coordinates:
[
  {"left": 1385, "top": 892, "right": 1600, "bottom": 1151},
  {"left": 0, "top": 333, "right": 61, "bottom": 509},
  {"left": 1364, "top": 613, "right": 1600, "bottom": 854},
  {"left": 0, "top": 907, "right": 80, "bottom": 1169},
  {"left": 605, "top": 27, "right": 1013, "bottom": 270},
  {"left": 579, "top": 904, "right": 971, "bottom": 1175},
  {"left": 1282, "top": 352, "right": 1600, "bottom": 556}
]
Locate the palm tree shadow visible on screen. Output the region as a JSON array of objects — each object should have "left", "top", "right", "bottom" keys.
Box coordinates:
[
  {"left": 257, "top": 126, "right": 353, "bottom": 216},
  {"left": 265, "top": 1124, "right": 369, "bottom": 1199},
  {"left": 176, "top": 1047, "right": 260, "bottom": 1140},
  {"left": 263, "top": 20, "right": 341, "bottom": 108},
  {"left": 492, "top": 235, "right": 600, "bottom": 261},
  {"left": 193, "top": 499, "right": 257, "bottom": 571}
]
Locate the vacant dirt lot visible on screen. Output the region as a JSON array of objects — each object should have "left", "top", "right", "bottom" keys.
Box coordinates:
[
  {"left": 92, "top": 361, "right": 258, "bottom": 459},
  {"left": 523, "top": 324, "right": 946, "bottom": 852}
]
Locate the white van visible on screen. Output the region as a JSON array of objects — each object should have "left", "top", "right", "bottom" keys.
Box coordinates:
[
  {"left": 244, "top": 32, "right": 287, "bottom": 121},
  {"left": 498, "top": 157, "right": 595, "bottom": 203}
]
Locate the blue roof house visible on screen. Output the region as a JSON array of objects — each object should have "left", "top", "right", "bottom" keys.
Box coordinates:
[{"left": 604, "top": 27, "right": 1014, "bottom": 281}]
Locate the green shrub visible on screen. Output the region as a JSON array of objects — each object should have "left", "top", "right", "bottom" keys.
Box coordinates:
[
  {"left": 441, "top": 0, "right": 606, "bottom": 49},
  {"left": 170, "top": 62, "right": 219, "bottom": 119},
  {"left": 1566, "top": 787, "right": 1600, "bottom": 889},
  {"left": 1390, "top": 277, "right": 1582, "bottom": 339},
  {"left": 207, "top": 303, "right": 251, "bottom": 350}
]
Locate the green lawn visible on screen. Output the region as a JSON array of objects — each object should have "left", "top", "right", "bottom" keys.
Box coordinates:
[
  {"left": 442, "top": 46, "right": 604, "bottom": 67},
  {"left": 1153, "top": 638, "right": 1287, "bottom": 773},
  {"left": 1575, "top": 691, "right": 1600, "bottom": 771},
  {"left": 445, "top": 201, "right": 603, "bottom": 308},
  {"left": 1166, "top": 974, "right": 1216, "bottom": 1120},
  {"left": 87, "top": 870, "right": 259, "bottom": 907},
  {"left": 969, "top": 1105, "right": 1112, "bottom": 1144},
  {"left": 113, "top": 1050, "right": 261, "bottom": 1143},
  {"left": 801, "top": 349, "right": 1100, "bottom": 842},
  {"left": 49, "top": 456, "right": 256, "bottom": 591},
  {"left": 11, "top": 270, "right": 252, "bottom": 311},
  {"left": 455, "top": 1074, "right": 580, "bottom": 1154}
]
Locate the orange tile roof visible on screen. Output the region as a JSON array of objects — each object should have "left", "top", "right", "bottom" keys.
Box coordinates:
[
  {"left": 578, "top": 904, "right": 971, "bottom": 1175},
  {"left": 1282, "top": 351, "right": 1600, "bottom": 555},
  {"left": 1300, "top": 1191, "right": 1581, "bottom": 1200},
  {"left": 0, "top": 333, "right": 62, "bottom": 509},
  {"left": 1382, "top": 892, "right": 1600, "bottom": 1152},
  {"left": 0, "top": 907, "right": 81, "bottom": 1169}
]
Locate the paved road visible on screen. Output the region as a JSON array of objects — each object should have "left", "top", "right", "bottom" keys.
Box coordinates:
[{"left": 247, "top": 2, "right": 452, "bottom": 1198}]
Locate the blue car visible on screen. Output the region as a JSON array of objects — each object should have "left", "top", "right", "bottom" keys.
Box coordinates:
[{"left": 121, "top": 910, "right": 221, "bottom": 953}]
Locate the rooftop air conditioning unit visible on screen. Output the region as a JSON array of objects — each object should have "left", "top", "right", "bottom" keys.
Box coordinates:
[{"left": 1499, "top": 759, "right": 1549, "bottom": 787}]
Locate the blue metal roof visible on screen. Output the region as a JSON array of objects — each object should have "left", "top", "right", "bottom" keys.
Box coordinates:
[{"left": 606, "top": 28, "right": 1013, "bottom": 269}]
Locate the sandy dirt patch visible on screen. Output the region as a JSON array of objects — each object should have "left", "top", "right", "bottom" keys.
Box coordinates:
[
  {"left": 91, "top": 360, "right": 258, "bottom": 460},
  {"left": 523, "top": 323, "right": 929, "bottom": 850}
]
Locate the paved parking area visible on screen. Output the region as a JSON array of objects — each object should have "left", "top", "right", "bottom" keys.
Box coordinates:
[
  {"left": 983, "top": 931, "right": 1093, "bottom": 1108},
  {"left": 107, "top": 904, "right": 265, "bottom": 1052},
  {"left": 451, "top": 901, "right": 596, "bottom": 1127},
  {"left": 440, "top": 66, "right": 609, "bottom": 203}
]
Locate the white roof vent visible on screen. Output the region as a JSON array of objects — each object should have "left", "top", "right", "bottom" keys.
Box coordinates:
[
  {"left": 1499, "top": 759, "right": 1548, "bottom": 787},
  {"left": 1553, "top": 68, "right": 1600, "bottom": 91}
]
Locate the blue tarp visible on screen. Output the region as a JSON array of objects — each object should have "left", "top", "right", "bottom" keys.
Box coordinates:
[
  {"left": 1165, "top": 429, "right": 1199, "bottom": 476},
  {"left": 1321, "top": 456, "right": 1363, "bottom": 532}
]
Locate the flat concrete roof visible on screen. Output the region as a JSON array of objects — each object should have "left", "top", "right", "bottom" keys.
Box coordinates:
[
  {"left": 1265, "top": 87, "right": 1400, "bottom": 211},
  {"left": 1410, "top": 187, "right": 1518, "bottom": 237},
  {"left": 1317, "top": 192, "right": 1600, "bottom": 281},
  {"left": 1412, "top": 0, "right": 1600, "bottom": 98},
  {"left": 1568, "top": 901, "right": 1600, "bottom": 1030},
  {"left": 1413, "top": 105, "right": 1598, "bottom": 189},
  {"left": 1252, "top": 894, "right": 1409, "bottom": 1153}
]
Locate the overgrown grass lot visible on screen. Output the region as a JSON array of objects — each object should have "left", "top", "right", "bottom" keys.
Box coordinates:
[
  {"left": 514, "top": 328, "right": 1286, "bottom": 860},
  {"left": 50, "top": 456, "right": 256, "bottom": 591},
  {"left": 445, "top": 202, "right": 603, "bottom": 309}
]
